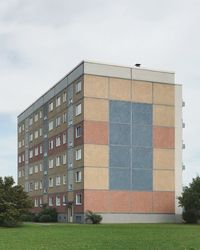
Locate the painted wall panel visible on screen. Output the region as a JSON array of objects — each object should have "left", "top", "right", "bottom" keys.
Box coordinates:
[
  {"left": 153, "top": 105, "right": 175, "bottom": 127},
  {"left": 110, "top": 168, "right": 131, "bottom": 190},
  {"left": 110, "top": 123, "right": 131, "bottom": 146},
  {"left": 84, "top": 167, "right": 108, "bottom": 189},
  {"left": 132, "top": 147, "right": 152, "bottom": 169},
  {"left": 132, "top": 125, "right": 152, "bottom": 147},
  {"left": 153, "top": 170, "right": 175, "bottom": 191},
  {"left": 153, "top": 83, "right": 175, "bottom": 105},
  {"left": 132, "top": 81, "right": 152, "bottom": 104},
  {"left": 132, "top": 169, "right": 152, "bottom": 191},
  {"left": 153, "top": 127, "right": 175, "bottom": 149},
  {"left": 132, "top": 103, "right": 152, "bottom": 125},
  {"left": 109, "top": 78, "right": 131, "bottom": 101},
  {"left": 110, "top": 146, "right": 131, "bottom": 168},
  {"left": 84, "top": 75, "right": 109, "bottom": 98},
  {"left": 110, "top": 100, "right": 131, "bottom": 124},
  {"left": 153, "top": 149, "right": 175, "bottom": 170},
  {"left": 84, "top": 144, "right": 108, "bottom": 167},
  {"left": 153, "top": 191, "right": 175, "bottom": 213},
  {"left": 84, "top": 98, "right": 108, "bottom": 121}
]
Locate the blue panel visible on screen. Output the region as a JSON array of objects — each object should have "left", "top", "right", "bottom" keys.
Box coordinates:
[
  {"left": 110, "top": 101, "right": 131, "bottom": 124},
  {"left": 132, "top": 147, "right": 152, "bottom": 169},
  {"left": 110, "top": 123, "right": 131, "bottom": 145},
  {"left": 110, "top": 146, "right": 131, "bottom": 168},
  {"left": 132, "top": 125, "right": 152, "bottom": 147},
  {"left": 132, "top": 169, "right": 152, "bottom": 191},
  {"left": 110, "top": 168, "right": 131, "bottom": 190},
  {"left": 132, "top": 103, "right": 152, "bottom": 125}
]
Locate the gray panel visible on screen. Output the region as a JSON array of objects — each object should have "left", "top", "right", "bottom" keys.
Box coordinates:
[
  {"left": 110, "top": 168, "right": 131, "bottom": 190},
  {"left": 132, "top": 169, "right": 152, "bottom": 191},
  {"left": 68, "top": 63, "right": 83, "bottom": 85},
  {"left": 67, "top": 127, "right": 74, "bottom": 147},
  {"left": 68, "top": 170, "right": 73, "bottom": 189},
  {"left": 110, "top": 101, "right": 131, "bottom": 124},
  {"left": 110, "top": 123, "right": 131, "bottom": 145},
  {"left": 132, "top": 103, "right": 152, "bottom": 125},
  {"left": 55, "top": 79, "right": 67, "bottom": 96},
  {"left": 132, "top": 125, "right": 152, "bottom": 147},
  {"left": 132, "top": 147, "right": 152, "bottom": 169},
  {"left": 110, "top": 146, "right": 131, "bottom": 168},
  {"left": 67, "top": 106, "right": 73, "bottom": 125},
  {"left": 68, "top": 149, "right": 73, "bottom": 168},
  {"left": 84, "top": 61, "right": 131, "bottom": 79},
  {"left": 34, "top": 97, "right": 43, "bottom": 110},
  {"left": 44, "top": 139, "right": 48, "bottom": 154},
  {"left": 67, "top": 84, "right": 73, "bottom": 105},
  {"left": 44, "top": 88, "right": 54, "bottom": 103},
  {"left": 43, "top": 157, "right": 48, "bottom": 171}
]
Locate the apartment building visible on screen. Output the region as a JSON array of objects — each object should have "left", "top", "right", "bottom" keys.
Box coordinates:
[{"left": 18, "top": 61, "right": 183, "bottom": 223}]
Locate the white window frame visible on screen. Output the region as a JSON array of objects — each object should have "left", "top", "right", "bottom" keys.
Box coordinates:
[
  {"left": 35, "top": 181, "right": 39, "bottom": 190},
  {"left": 75, "top": 103, "right": 82, "bottom": 116},
  {"left": 34, "top": 147, "right": 39, "bottom": 156},
  {"left": 56, "top": 96, "right": 61, "bottom": 107},
  {"left": 49, "top": 159, "right": 54, "bottom": 169},
  {"left": 35, "top": 130, "right": 39, "bottom": 139},
  {"left": 29, "top": 117, "right": 33, "bottom": 126},
  {"left": 63, "top": 175, "right": 66, "bottom": 185},
  {"left": 75, "top": 126, "right": 82, "bottom": 138},
  {"left": 49, "top": 101, "right": 54, "bottom": 112},
  {"left": 49, "top": 140, "right": 54, "bottom": 150},
  {"left": 56, "top": 156, "right": 61, "bottom": 167},
  {"left": 63, "top": 92, "right": 67, "bottom": 103},
  {"left": 56, "top": 176, "right": 61, "bottom": 186},
  {"left": 56, "top": 116, "right": 61, "bottom": 127},
  {"left": 75, "top": 171, "right": 82, "bottom": 183},
  {"left": 76, "top": 81, "right": 82, "bottom": 93},
  {"left": 48, "top": 121, "right": 54, "bottom": 131},
  {"left": 34, "top": 198, "right": 39, "bottom": 207},
  {"left": 56, "top": 195, "right": 60, "bottom": 206},
  {"left": 63, "top": 133, "right": 67, "bottom": 144},
  {"left": 62, "top": 154, "right": 67, "bottom": 165},
  {"left": 56, "top": 136, "right": 61, "bottom": 147},
  {"left": 75, "top": 149, "right": 82, "bottom": 161},
  {"left": 34, "top": 113, "right": 38, "bottom": 122},
  {"left": 40, "top": 145, "right": 43, "bottom": 154},
  {"left": 49, "top": 196, "right": 53, "bottom": 206},
  {"left": 35, "top": 165, "right": 39, "bottom": 173},
  {"left": 49, "top": 178, "right": 53, "bottom": 187},
  {"left": 39, "top": 163, "right": 43, "bottom": 171},
  {"left": 76, "top": 194, "right": 82, "bottom": 205}
]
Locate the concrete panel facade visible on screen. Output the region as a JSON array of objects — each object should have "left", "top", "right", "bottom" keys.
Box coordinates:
[{"left": 132, "top": 81, "right": 153, "bottom": 104}]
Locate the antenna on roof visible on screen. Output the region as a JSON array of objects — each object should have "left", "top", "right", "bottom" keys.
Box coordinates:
[{"left": 135, "top": 63, "right": 141, "bottom": 67}]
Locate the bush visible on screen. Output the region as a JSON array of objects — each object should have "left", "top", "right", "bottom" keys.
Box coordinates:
[
  {"left": 182, "top": 209, "right": 199, "bottom": 224},
  {"left": 20, "top": 213, "right": 35, "bottom": 222},
  {"left": 85, "top": 210, "right": 102, "bottom": 224},
  {"left": 39, "top": 215, "right": 52, "bottom": 223},
  {"left": 38, "top": 207, "right": 57, "bottom": 222}
]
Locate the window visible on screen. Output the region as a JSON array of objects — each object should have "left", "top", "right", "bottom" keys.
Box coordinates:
[
  {"left": 75, "top": 103, "right": 82, "bottom": 116},
  {"left": 35, "top": 181, "right": 39, "bottom": 190},
  {"left": 56, "top": 156, "right": 61, "bottom": 166},
  {"left": 34, "top": 198, "right": 39, "bottom": 207},
  {"left": 56, "top": 176, "right": 61, "bottom": 186},
  {"left": 19, "top": 126, "right": 22, "bottom": 133},
  {"left": 56, "top": 136, "right": 61, "bottom": 147},
  {"left": 39, "top": 110, "right": 43, "bottom": 119},
  {"left": 40, "top": 145, "right": 43, "bottom": 154},
  {"left": 29, "top": 133, "right": 33, "bottom": 142},
  {"left": 75, "top": 126, "right": 82, "bottom": 138},
  {"left": 56, "top": 195, "right": 60, "bottom": 206},
  {"left": 22, "top": 124, "right": 25, "bottom": 131},
  {"left": 49, "top": 159, "right": 54, "bottom": 169},
  {"left": 68, "top": 184, "right": 73, "bottom": 191},
  {"left": 18, "top": 170, "right": 22, "bottom": 178},
  {"left": 62, "top": 154, "right": 67, "bottom": 165},
  {"left": 56, "top": 96, "right": 61, "bottom": 107},
  {"left": 29, "top": 150, "right": 33, "bottom": 159},
  {"left": 49, "top": 139, "right": 54, "bottom": 150},
  {"left": 18, "top": 155, "right": 22, "bottom": 163},
  {"left": 29, "top": 182, "right": 33, "bottom": 192},
  {"left": 29, "top": 117, "right": 33, "bottom": 126},
  {"left": 56, "top": 116, "right": 61, "bottom": 127},
  {"left": 49, "top": 197, "right": 53, "bottom": 206},
  {"left": 39, "top": 128, "right": 43, "bottom": 137},
  {"left": 34, "top": 113, "right": 38, "bottom": 122},
  {"left": 39, "top": 198, "right": 43, "bottom": 206},
  {"left": 76, "top": 149, "right": 82, "bottom": 160},
  {"left": 63, "top": 195, "right": 66, "bottom": 204},
  {"left": 63, "top": 133, "right": 67, "bottom": 144},
  {"left": 39, "top": 163, "right": 43, "bottom": 171},
  {"left": 76, "top": 81, "right": 82, "bottom": 93},
  {"left": 22, "top": 139, "right": 25, "bottom": 146},
  {"left": 18, "top": 141, "right": 22, "bottom": 148},
  {"left": 75, "top": 171, "right": 82, "bottom": 182},
  {"left": 63, "top": 92, "right": 67, "bottom": 103},
  {"left": 40, "top": 180, "right": 43, "bottom": 189},
  {"left": 49, "top": 101, "right": 54, "bottom": 112},
  {"left": 35, "top": 165, "right": 39, "bottom": 173},
  {"left": 63, "top": 175, "right": 66, "bottom": 185},
  {"left": 34, "top": 147, "right": 39, "bottom": 156},
  {"left": 48, "top": 121, "right": 54, "bottom": 131},
  {"left": 63, "top": 112, "right": 67, "bottom": 123},
  {"left": 35, "top": 130, "right": 39, "bottom": 139},
  {"left": 22, "top": 154, "right": 25, "bottom": 162},
  {"left": 29, "top": 166, "right": 33, "bottom": 175},
  {"left": 49, "top": 178, "right": 53, "bottom": 187},
  {"left": 76, "top": 194, "right": 82, "bottom": 205}
]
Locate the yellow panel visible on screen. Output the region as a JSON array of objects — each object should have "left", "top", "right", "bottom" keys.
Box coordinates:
[
  {"left": 109, "top": 78, "right": 131, "bottom": 101},
  {"left": 84, "top": 75, "right": 109, "bottom": 98},
  {"left": 84, "top": 167, "right": 108, "bottom": 189},
  {"left": 84, "top": 144, "right": 108, "bottom": 167},
  {"left": 153, "top": 105, "right": 175, "bottom": 127},
  {"left": 153, "top": 149, "right": 175, "bottom": 170},
  {"left": 153, "top": 170, "right": 175, "bottom": 191},
  {"left": 153, "top": 83, "right": 175, "bottom": 105},
  {"left": 84, "top": 98, "right": 108, "bottom": 121},
  {"left": 132, "top": 81, "right": 152, "bottom": 103}
]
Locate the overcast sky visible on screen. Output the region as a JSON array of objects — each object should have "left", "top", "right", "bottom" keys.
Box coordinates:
[{"left": 0, "top": 0, "right": 199, "bottom": 185}]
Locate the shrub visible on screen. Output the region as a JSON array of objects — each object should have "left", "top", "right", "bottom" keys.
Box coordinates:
[
  {"left": 20, "top": 213, "right": 35, "bottom": 222},
  {"left": 182, "top": 209, "right": 199, "bottom": 224},
  {"left": 39, "top": 215, "right": 52, "bottom": 223},
  {"left": 85, "top": 210, "right": 102, "bottom": 224},
  {"left": 38, "top": 207, "right": 57, "bottom": 222}
]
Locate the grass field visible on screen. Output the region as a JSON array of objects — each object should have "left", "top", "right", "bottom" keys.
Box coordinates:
[{"left": 0, "top": 223, "right": 200, "bottom": 250}]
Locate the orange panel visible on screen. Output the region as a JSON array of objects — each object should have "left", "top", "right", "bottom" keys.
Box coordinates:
[
  {"left": 84, "top": 190, "right": 110, "bottom": 212},
  {"left": 84, "top": 121, "right": 108, "bottom": 145},
  {"left": 153, "top": 127, "right": 175, "bottom": 149},
  {"left": 153, "top": 191, "right": 175, "bottom": 213},
  {"left": 131, "top": 192, "right": 153, "bottom": 213},
  {"left": 109, "top": 191, "right": 131, "bottom": 212}
]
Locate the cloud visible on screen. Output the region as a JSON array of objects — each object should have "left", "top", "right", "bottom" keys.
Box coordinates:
[{"left": 0, "top": 0, "right": 200, "bottom": 184}]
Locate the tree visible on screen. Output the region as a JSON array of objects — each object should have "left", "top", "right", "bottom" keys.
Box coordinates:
[
  {"left": 178, "top": 176, "right": 200, "bottom": 223},
  {"left": 0, "top": 176, "right": 32, "bottom": 227}
]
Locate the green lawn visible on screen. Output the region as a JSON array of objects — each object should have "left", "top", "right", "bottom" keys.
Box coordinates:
[{"left": 0, "top": 223, "right": 200, "bottom": 250}]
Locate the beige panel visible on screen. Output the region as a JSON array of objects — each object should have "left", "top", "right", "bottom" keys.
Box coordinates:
[
  {"left": 153, "top": 105, "right": 175, "bottom": 127},
  {"left": 84, "top": 75, "right": 109, "bottom": 98},
  {"left": 153, "top": 83, "right": 175, "bottom": 105},
  {"left": 109, "top": 78, "right": 131, "bottom": 101},
  {"left": 84, "top": 167, "right": 108, "bottom": 189},
  {"left": 84, "top": 144, "right": 108, "bottom": 167},
  {"left": 132, "top": 81, "right": 152, "bottom": 103},
  {"left": 153, "top": 149, "right": 175, "bottom": 170},
  {"left": 84, "top": 98, "right": 108, "bottom": 121},
  {"left": 153, "top": 170, "right": 175, "bottom": 191}
]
